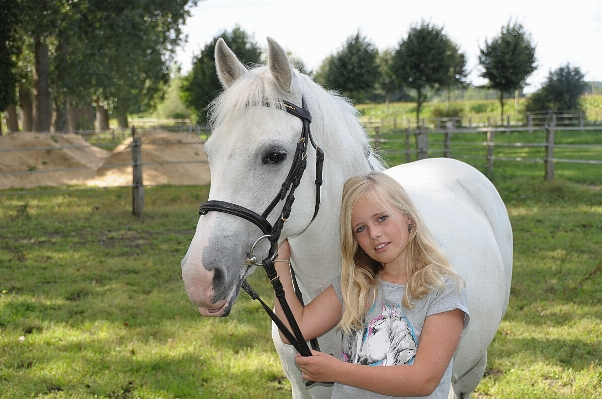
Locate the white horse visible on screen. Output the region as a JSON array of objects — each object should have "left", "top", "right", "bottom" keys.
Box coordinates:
[{"left": 181, "top": 37, "right": 512, "bottom": 399}]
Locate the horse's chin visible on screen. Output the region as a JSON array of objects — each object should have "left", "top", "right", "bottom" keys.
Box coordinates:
[{"left": 197, "top": 283, "right": 239, "bottom": 317}]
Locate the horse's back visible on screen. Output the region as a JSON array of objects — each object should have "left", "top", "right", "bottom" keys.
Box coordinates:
[{"left": 385, "top": 158, "right": 512, "bottom": 392}]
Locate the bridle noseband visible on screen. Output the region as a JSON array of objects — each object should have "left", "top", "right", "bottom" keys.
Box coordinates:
[{"left": 198, "top": 98, "right": 324, "bottom": 374}]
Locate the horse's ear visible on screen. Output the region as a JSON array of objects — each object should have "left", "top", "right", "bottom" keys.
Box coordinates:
[
  {"left": 267, "top": 37, "right": 292, "bottom": 92},
  {"left": 215, "top": 38, "right": 248, "bottom": 88}
]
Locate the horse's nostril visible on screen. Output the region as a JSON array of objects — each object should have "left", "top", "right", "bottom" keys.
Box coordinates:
[{"left": 212, "top": 268, "right": 225, "bottom": 289}]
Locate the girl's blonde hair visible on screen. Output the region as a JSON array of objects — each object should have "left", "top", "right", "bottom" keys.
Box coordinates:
[{"left": 338, "top": 172, "right": 461, "bottom": 335}]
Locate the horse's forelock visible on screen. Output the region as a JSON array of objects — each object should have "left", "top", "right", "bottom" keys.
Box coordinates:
[
  {"left": 208, "top": 66, "right": 291, "bottom": 129},
  {"left": 209, "top": 66, "right": 380, "bottom": 171}
]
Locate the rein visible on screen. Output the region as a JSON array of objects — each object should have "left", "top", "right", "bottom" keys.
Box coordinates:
[{"left": 198, "top": 98, "right": 324, "bottom": 372}]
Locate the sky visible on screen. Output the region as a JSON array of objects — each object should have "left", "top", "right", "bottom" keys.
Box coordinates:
[{"left": 176, "top": 1, "right": 602, "bottom": 93}]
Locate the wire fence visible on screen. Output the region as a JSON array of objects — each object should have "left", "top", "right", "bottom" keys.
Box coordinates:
[{"left": 0, "top": 128, "right": 209, "bottom": 206}]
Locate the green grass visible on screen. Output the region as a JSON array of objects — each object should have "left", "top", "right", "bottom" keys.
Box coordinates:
[
  {"left": 1, "top": 177, "right": 601, "bottom": 397},
  {"left": 357, "top": 94, "right": 602, "bottom": 125},
  {"left": 478, "top": 179, "right": 602, "bottom": 398},
  {"left": 0, "top": 186, "right": 289, "bottom": 398}
]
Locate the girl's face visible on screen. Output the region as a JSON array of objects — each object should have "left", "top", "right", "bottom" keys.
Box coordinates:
[{"left": 351, "top": 193, "right": 411, "bottom": 270}]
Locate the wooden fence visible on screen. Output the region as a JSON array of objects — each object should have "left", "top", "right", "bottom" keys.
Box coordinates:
[
  {"left": 368, "top": 114, "right": 602, "bottom": 181},
  {"left": 2, "top": 119, "right": 600, "bottom": 217}
]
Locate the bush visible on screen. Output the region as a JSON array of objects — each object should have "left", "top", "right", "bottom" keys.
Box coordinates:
[
  {"left": 431, "top": 104, "right": 463, "bottom": 118},
  {"left": 524, "top": 64, "right": 588, "bottom": 114}
]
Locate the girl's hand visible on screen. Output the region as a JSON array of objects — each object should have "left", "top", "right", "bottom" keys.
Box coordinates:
[{"left": 295, "top": 350, "right": 341, "bottom": 383}]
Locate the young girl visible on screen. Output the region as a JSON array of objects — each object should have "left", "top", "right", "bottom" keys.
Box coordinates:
[{"left": 274, "top": 172, "right": 469, "bottom": 398}]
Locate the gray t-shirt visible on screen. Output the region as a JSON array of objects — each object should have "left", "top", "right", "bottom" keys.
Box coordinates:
[{"left": 330, "top": 275, "right": 469, "bottom": 399}]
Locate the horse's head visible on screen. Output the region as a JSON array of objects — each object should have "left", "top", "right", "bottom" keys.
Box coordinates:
[{"left": 181, "top": 38, "right": 331, "bottom": 317}]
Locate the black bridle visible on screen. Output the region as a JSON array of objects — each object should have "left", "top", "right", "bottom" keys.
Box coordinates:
[{"left": 198, "top": 98, "right": 324, "bottom": 369}]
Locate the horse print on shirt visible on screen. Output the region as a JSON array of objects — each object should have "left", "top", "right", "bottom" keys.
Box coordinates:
[{"left": 341, "top": 302, "right": 417, "bottom": 366}]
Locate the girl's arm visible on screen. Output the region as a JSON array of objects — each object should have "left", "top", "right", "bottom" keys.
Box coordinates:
[
  {"left": 273, "top": 240, "right": 342, "bottom": 344},
  {"left": 295, "top": 308, "right": 465, "bottom": 397}
]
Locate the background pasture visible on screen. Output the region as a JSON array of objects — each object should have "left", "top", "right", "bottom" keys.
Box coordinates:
[{"left": 1, "top": 138, "right": 601, "bottom": 397}]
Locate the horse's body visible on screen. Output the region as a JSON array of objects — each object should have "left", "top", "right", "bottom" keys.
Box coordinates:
[{"left": 181, "top": 37, "right": 512, "bottom": 399}]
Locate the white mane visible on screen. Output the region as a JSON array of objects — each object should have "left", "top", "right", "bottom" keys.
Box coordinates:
[{"left": 208, "top": 65, "right": 384, "bottom": 172}]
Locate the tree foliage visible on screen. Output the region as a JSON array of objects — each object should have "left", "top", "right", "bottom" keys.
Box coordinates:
[
  {"left": 68, "top": 0, "right": 197, "bottom": 127},
  {"left": 180, "top": 26, "right": 261, "bottom": 125},
  {"left": 6, "top": 0, "right": 196, "bottom": 131},
  {"left": 441, "top": 41, "right": 468, "bottom": 106},
  {"left": 153, "top": 64, "right": 191, "bottom": 120},
  {"left": 392, "top": 20, "right": 465, "bottom": 124},
  {"left": 316, "top": 31, "right": 379, "bottom": 103},
  {"left": 374, "top": 49, "right": 396, "bottom": 108},
  {"left": 478, "top": 20, "right": 537, "bottom": 122},
  {"left": 524, "top": 64, "right": 588, "bottom": 114}
]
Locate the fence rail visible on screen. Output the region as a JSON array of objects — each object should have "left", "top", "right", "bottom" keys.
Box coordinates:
[
  {"left": 360, "top": 111, "right": 599, "bottom": 131},
  {"left": 368, "top": 114, "right": 602, "bottom": 180}
]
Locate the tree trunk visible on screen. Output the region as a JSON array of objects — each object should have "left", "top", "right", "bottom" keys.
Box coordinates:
[
  {"left": 33, "top": 38, "right": 52, "bottom": 132},
  {"left": 66, "top": 96, "right": 77, "bottom": 133},
  {"left": 6, "top": 103, "right": 19, "bottom": 132},
  {"left": 52, "top": 40, "right": 69, "bottom": 133},
  {"left": 116, "top": 100, "right": 128, "bottom": 128},
  {"left": 96, "top": 105, "right": 109, "bottom": 131},
  {"left": 53, "top": 95, "right": 68, "bottom": 133},
  {"left": 19, "top": 82, "right": 33, "bottom": 131},
  {"left": 499, "top": 90, "right": 505, "bottom": 126},
  {"left": 83, "top": 103, "right": 95, "bottom": 130},
  {"left": 415, "top": 87, "right": 422, "bottom": 128}
]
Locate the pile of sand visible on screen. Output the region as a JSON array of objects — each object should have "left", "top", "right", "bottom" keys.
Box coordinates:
[{"left": 0, "top": 130, "right": 210, "bottom": 190}]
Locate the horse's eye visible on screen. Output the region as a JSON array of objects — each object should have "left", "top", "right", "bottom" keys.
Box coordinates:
[{"left": 263, "top": 150, "right": 287, "bottom": 164}]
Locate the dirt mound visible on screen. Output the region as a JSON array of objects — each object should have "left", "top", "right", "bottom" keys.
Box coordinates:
[
  {"left": 0, "top": 132, "right": 109, "bottom": 189},
  {"left": 89, "top": 130, "right": 210, "bottom": 187},
  {"left": 0, "top": 130, "right": 210, "bottom": 190}
]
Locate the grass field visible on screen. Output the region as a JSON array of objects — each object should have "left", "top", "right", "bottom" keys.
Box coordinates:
[
  {"left": 356, "top": 94, "right": 602, "bottom": 125},
  {"left": 1, "top": 131, "right": 602, "bottom": 397}
]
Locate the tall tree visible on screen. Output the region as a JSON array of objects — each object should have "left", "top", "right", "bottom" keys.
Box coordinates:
[
  {"left": 318, "top": 31, "right": 379, "bottom": 103},
  {"left": 392, "top": 20, "right": 462, "bottom": 125},
  {"left": 442, "top": 41, "right": 468, "bottom": 111},
  {"left": 524, "top": 64, "right": 588, "bottom": 113},
  {"left": 180, "top": 26, "right": 261, "bottom": 125},
  {"left": 67, "top": 0, "right": 197, "bottom": 129},
  {"left": 19, "top": 0, "right": 66, "bottom": 132},
  {"left": 478, "top": 20, "right": 537, "bottom": 123},
  {"left": 0, "top": 0, "right": 20, "bottom": 118},
  {"left": 375, "top": 49, "right": 396, "bottom": 112},
  {"left": 12, "top": 0, "right": 196, "bottom": 132}
]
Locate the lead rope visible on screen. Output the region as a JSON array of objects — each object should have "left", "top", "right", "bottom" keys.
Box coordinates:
[
  {"left": 241, "top": 257, "right": 318, "bottom": 387},
  {"left": 290, "top": 266, "right": 321, "bottom": 352}
]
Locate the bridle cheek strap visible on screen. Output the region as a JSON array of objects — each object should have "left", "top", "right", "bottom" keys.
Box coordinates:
[{"left": 197, "top": 98, "right": 323, "bottom": 380}]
